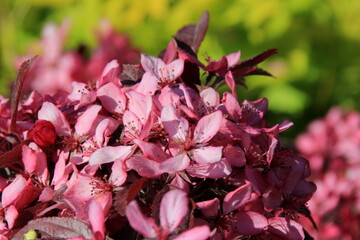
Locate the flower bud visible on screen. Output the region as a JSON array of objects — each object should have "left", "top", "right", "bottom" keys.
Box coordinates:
[{"left": 27, "top": 120, "right": 56, "bottom": 147}]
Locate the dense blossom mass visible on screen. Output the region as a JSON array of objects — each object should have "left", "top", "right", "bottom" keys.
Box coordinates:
[
  {"left": 0, "top": 13, "right": 315, "bottom": 239},
  {"left": 297, "top": 107, "right": 360, "bottom": 240}
]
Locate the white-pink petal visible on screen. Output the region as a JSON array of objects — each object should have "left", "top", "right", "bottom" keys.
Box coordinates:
[
  {"left": 75, "top": 104, "right": 102, "bottom": 136},
  {"left": 110, "top": 158, "right": 127, "bottom": 186},
  {"left": 136, "top": 72, "right": 158, "bottom": 95},
  {"left": 192, "top": 146, "right": 223, "bottom": 164},
  {"left": 126, "top": 200, "right": 157, "bottom": 238},
  {"left": 223, "top": 183, "right": 253, "bottom": 214},
  {"left": 196, "top": 198, "right": 220, "bottom": 217},
  {"left": 160, "top": 189, "right": 188, "bottom": 233},
  {"left": 187, "top": 159, "right": 232, "bottom": 179},
  {"left": 88, "top": 199, "right": 105, "bottom": 239},
  {"left": 160, "top": 153, "right": 190, "bottom": 173},
  {"left": 89, "top": 145, "right": 133, "bottom": 165},
  {"left": 193, "top": 111, "right": 222, "bottom": 144},
  {"left": 174, "top": 225, "right": 211, "bottom": 240},
  {"left": 161, "top": 105, "right": 188, "bottom": 143},
  {"left": 97, "top": 82, "right": 126, "bottom": 114},
  {"left": 126, "top": 156, "right": 163, "bottom": 177},
  {"left": 38, "top": 101, "right": 71, "bottom": 137},
  {"left": 5, "top": 205, "right": 18, "bottom": 229}
]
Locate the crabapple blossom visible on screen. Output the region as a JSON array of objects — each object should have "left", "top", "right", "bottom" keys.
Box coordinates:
[{"left": 0, "top": 13, "right": 315, "bottom": 240}]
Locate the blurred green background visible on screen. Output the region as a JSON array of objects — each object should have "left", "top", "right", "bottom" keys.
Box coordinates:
[{"left": 1, "top": 0, "right": 360, "bottom": 138}]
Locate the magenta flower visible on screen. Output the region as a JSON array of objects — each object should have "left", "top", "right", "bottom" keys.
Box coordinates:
[{"left": 126, "top": 189, "right": 210, "bottom": 240}]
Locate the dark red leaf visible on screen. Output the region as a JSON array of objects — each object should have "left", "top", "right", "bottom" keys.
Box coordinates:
[
  {"left": 204, "top": 56, "right": 228, "bottom": 76},
  {"left": 119, "top": 64, "right": 144, "bottom": 86},
  {"left": 0, "top": 140, "right": 31, "bottom": 168},
  {"left": 231, "top": 48, "right": 277, "bottom": 71},
  {"left": 12, "top": 217, "right": 93, "bottom": 240},
  {"left": 175, "top": 11, "right": 209, "bottom": 53},
  {"left": 180, "top": 61, "right": 201, "bottom": 93},
  {"left": 127, "top": 177, "right": 148, "bottom": 203},
  {"left": 10, "top": 56, "right": 38, "bottom": 133}
]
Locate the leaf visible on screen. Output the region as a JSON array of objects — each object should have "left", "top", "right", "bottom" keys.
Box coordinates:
[
  {"left": 10, "top": 56, "right": 38, "bottom": 133},
  {"left": 119, "top": 64, "right": 144, "bottom": 86},
  {"left": 174, "top": 11, "right": 209, "bottom": 53},
  {"left": 12, "top": 217, "right": 93, "bottom": 240},
  {"left": 0, "top": 140, "right": 31, "bottom": 168},
  {"left": 127, "top": 177, "right": 149, "bottom": 203},
  {"left": 231, "top": 48, "right": 277, "bottom": 72}
]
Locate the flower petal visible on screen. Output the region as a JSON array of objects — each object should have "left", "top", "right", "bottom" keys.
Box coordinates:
[
  {"left": 193, "top": 111, "right": 222, "bottom": 144},
  {"left": 89, "top": 146, "right": 133, "bottom": 165},
  {"left": 174, "top": 225, "right": 210, "bottom": 240},
  {"left": 126, "top": 200, "right": 157, "bottom": 238},
  {"left": 161, "top": 104, "right": 189, "bottom": 143},
  {"left": 223, "top": 182, "right": 253, "bottom": 214},
  {"left": 230, "top": 211, "right": 268, "bottom": 235},
  {"left": 38, "top": 102, "right": 71, "bottom": 137},
  {"left": 192, "top": 146, "right": 223, "bottom": 164},
  {"left": 74, "top": 104, "right": 102, "bottom": 137},
  {"left": 160, "top": 189, "right": 188, "bottom": 233}
]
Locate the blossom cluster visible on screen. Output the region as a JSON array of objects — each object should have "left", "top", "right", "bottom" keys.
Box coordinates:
[
  {"left": 296, "top": 107, "right": 360, "bottom": 239},
  {"left": 0, "top": 13, "right": 315, "bottom": 240}
]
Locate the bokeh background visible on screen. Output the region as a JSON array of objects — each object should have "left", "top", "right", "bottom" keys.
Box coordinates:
[{"left": 1, "top": 0, "right": 360, "bottom": 139}]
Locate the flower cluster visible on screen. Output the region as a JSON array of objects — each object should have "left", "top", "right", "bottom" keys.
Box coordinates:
[
  {"left": 0, "top": 13, "right": 315, "bottom": 240},
  {"left": 296, "top": 107, "right": 360, "bottom": 239}
]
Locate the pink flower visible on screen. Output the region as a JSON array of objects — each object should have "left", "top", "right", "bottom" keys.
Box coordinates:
[{"left": 126, "top": 189, "right": 210, "bottom": 240}]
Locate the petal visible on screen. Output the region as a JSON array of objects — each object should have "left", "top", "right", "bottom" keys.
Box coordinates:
[
  {"left": 164, "top": 58, "right": 184, "bottom": 81},
  {"left": 22, "top": 144, "right": 37, "bottom": 173},
  {"left": 161, "top": 104, "right": 189, "bottom": 143},
  {"left": 222, "top": 92, "right": 241, "bottom": 121},
  {"left": 230, "top": 211, "right": 268, "bottom": 235},
  {"left": 200, "top": 87, "right": 220, "bottom": 108},
  {"left": 160, "top": 189, "right": 188, "bottom": 232},
  {"left": 223, "top": 144, "right": 246, "bottom": 167},
  {"left": 174, "top": 225, "right": 210, "bottom": 240},
  {"left": 89, "top": 145, "right": 133, "bottom": 165},
  {"left": 136, "top": 72, "right": 158, "bottom": 95},
  {"left": 88, "top": 199, "right": 105, "bottom": 239},
  {"left": 160, "top": 153, "right": 190, "bottom": 173},
  {"left": 126, "top": 91, "right": 152, "bottom": 125},
  {"left": 193, "top": 111, "right": 222, "bottom": 144},
  {"left": 141, "top": 54, "right": 166, "bottom": 79},
  {"left": 226, "top": 51, "right": 241, "bottom": 68},
  {"left": 225, "top": 71, "right": 237, "bottom": 99},
  {"left": 123, "top": 110, "right": 142, "bottom": 139},
  {"left": 5, "top": 205, "right": 18, "bottom": 229},
  {"left": 126, "top": 200, "right": 157, "bottom": 238},
  {"left": 74, "top": 104, "right": 102, "bottom": 137},
  {"left": 97, "top": 82, "right": 126, "bottom": 114},
  {"left": 98, "top": 59, "right": 120, "bottom": 87},
  {"left": 133, "top": 139, "right": 168, "bottom": 161},
  {"left": 268, "top": 217, "right": 305, "bottom": 240},
  {"left": 2, "top": 175, "right": 26, "bottom": 208},
  {"left": 64, "top": 177, "right": 93, "bottom": 202},
  {"left": 170, "top": 174, "right": 190, "bottom": 194},
  {"left": 223, "top": 182, "right": 253, "bottom": 214},
  {"left": 193, "top": 146, "right": 223, "bottom": 164},
  {"left": 95, "top": 119, "right": 110, "bottom": 146},
  {"left": 110, "top": 158, "right": 127, "bottom": 186},
  {"left": 195, "top": 198, "right": 220, "bottom": 217},
  {"left": 126, "top": 156, "right": 163, "bottom": 177},
  {"left": 38, "top": 102, "right": 71, "bottom": 137},
  {"left": 187, "top": 159, "right": 232, "bottom": 179}
]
